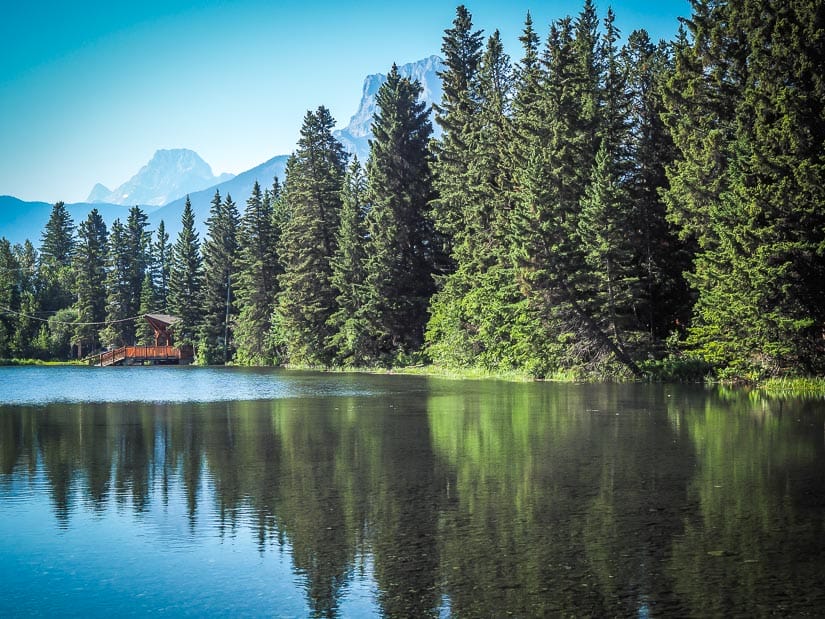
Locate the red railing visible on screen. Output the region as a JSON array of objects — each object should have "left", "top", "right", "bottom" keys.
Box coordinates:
[{"left": 94, "top": 345, "right": 193, "bottom": 366}]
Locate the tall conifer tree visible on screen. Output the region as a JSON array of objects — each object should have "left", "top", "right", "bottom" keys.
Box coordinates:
[
  {"left": 152, "top": 220, "right": 172, "bottom": 311},
  {"left": 101, "top": 219, "right": 131, "bottom": 348},
  {"left": 431, "top": 5, "right": 484, "bottom": 247},
  {"left": 234, "top": 181, "right": 281, "bottom": 365},
  {"left": 199, "top": 191, "right": 240, "bottom": 364},
  {"left": 359, "top": 65, "right": 436, "bottom": 363},
  {"left": 72, "top": 209, "right": 108, "bottom": 356},
  {"left": 328, "top": 158, "right": 369, "bottom": 364},
  {"left": 38, "top": 201, "right": 75, "bottom": 313},
  {"left": 273, "top": 106, "right": 346, "bottom": 365},
  {"left": 168, "top": 197, "right": 203, "bottom": 344}
]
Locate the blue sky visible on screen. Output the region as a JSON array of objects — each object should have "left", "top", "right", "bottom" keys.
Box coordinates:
[{"left": 0, "top": 1, "right": 690, "bottom": 204}]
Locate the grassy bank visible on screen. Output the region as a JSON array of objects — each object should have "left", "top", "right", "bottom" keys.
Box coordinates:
[{"left": 0, "top": 358, "right": 86, "bottom": 366}]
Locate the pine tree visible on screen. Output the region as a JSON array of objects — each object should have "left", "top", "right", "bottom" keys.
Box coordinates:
[
  {"left": 152, "top": 220, "right": 172, "bottom": 311},
  {"left": 168, "top": 197, "right": 203, "bottom": 344},
  {"left": 623, "top": 29, "right": 692, "bottom": 343},
  {"left": 101, "top": 219, "right": 131, "bottom": 348},
  {"left": 663, "top": 0, "right": 825, "bottom": 376},
  {"left": 118, "top": 206, "right": 152, "bottom": 345},
  {"left": 136, "top": 273, "right": 157, "bottom": 345},
  {"left": 359, "top": 65, "right": 436, "bottom": 363},
  {"left": 431, "top": 5, "right": 484, "bottom": 247},
  {"left": 72, "top": 209, "right": 108, "bottom": 356},
  {"left": 11, "top": 241, "right": 40, "bottom": 358},
  {"left": 328, "top": 157, "right": 369, "bottom": 364},
  {"left": 0, "top": 238, "right": 20, "bottom": 358},
  {"left": 199, "top": 190, "right": 239, "bottom": 364},
  {"left": 427, "top": 30, "right": 522, "bottom": 370},
  {"left": 273, "top": 106, "right": 347, "bottom": 365},
  {"left": 576, "top": 9, "right": 642, "bottom": 364},
  {"left": 39, "top": 201, "right": 75, "bottom": 313},
  {"left": 234, "top": 181, "right": 281, "bottom": 365}
]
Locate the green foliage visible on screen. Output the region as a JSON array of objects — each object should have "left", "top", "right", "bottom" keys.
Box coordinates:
[
  {"left": 234, "top": 180, "right": 281, "bottom": 365},
  {"left": 327, "top": 158, "right": 369, "bottom": 365},
  {"left": 199, "top": 191, "right": 240, "bottom": 365},
  {"left": 72, "top": 209, "right": 107, "bottom": 356},
  {"left": 168, "top": 197, "right": 203, "bottom": 344},
  {"left": 152, "top": 221, "right": 172, "bottom": 310},
  {"left": 662, "top": 0, "right": 825, "bottom": 377},
  {"left": 136, "top": 273, "right": 157, "bottom": 345},
  {"left": 358, "top": 65, "right": 436, "bottom": 364},
  {"left": 273, "top": 106, "right": 347, "bottom": 365}
]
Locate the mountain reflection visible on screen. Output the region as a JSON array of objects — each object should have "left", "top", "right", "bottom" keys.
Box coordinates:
[{"left": 2, "top": 382, "right": 824, "bottom": 617}]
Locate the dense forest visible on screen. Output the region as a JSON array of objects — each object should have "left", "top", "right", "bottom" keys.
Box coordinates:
[{"left": 1, "top": 0, "right": 823, "bottom": 380}]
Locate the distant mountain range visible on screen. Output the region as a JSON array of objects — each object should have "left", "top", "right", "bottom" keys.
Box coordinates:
[
  {"left": 0, "top": 56, "right": 443, "bottom": 246},
  {"left": 87, "top": 149, "right": 234, "bottom": 206}
]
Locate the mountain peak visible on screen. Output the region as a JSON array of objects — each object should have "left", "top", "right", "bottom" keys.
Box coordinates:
[
  {"left": 87, "top": 148, "right": 234, "bottom": 206},
  {"left": 87, "top": 183, "right": 111, "bottom": 203},
  {"left": 335, "top": 56, "right": 444, "bottom": 160}
]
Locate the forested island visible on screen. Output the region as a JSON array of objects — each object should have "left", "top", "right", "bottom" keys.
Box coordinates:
[{"left": 1, "top": 0, "right": 823, "bottom": 382}]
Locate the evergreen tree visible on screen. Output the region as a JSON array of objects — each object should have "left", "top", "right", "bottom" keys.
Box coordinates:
[
  {"left": 199, "top": 190, "right": 240, "bottom": 364},
  {"left": 273, "top": 106, "right": 347, "bottom": 365},
  {"left": 427, "top": 30, "right": 522, "bottom": 370},
  {"left": 663, "top": 0, "right": 825, "bottom": 376},
  {"left": 11, "top": 241, "right": 40, "bottom": 358},
  {"left": 152, "top": 220, "right": 172, "bottom": 311},
  {"left": 0, "top": 238, "right": 20, "bottom": 358},
  {"left": 40, "top": 201, "right": 75, "bottom": 267},
  {"left": 101, "top": 219, "right": 131, "bottom": 348},
  {"left": 359, "top": 65, "right": 436, "bottom": 363},
  {"left": 623, "top": 29, "right": 692, "bottom": 343},
  {"left": 576, "top": 9, "right": 642, "bottom": 364},
  {"left": 72, "top": 209, "right": 108, "bottom": 356},
  {"left": 234, "top": 180, "right": 281, "bottom": 365},
  {"left": 431, "top": 5, "right": 484, "bottom": 246},
  {"left": 121, "top": 206, "right": 152, "bottom": 344},
  {"left": 136, "top": 273, "right": 157, "bottom": 345},
  {"left": 168, "top": 197, "right": 203, "bottom": 344},
  {"left": 38, "top": 201, "right": 75, "bottom": 313},
  {"left": 328, "top": 158, "right": 369, "bottom": 364}
]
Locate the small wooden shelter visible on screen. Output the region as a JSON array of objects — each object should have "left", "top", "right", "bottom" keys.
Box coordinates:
[
  {"left": 144, "top": 313, "right": 181, "bottom": 346},
  {"left": 92, "top": 314, "right": 194, "bottom": 366}
]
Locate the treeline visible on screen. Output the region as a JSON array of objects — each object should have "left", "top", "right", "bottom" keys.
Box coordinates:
[{"left": 1, "top": 0, "right": 823, "bottom": 379}]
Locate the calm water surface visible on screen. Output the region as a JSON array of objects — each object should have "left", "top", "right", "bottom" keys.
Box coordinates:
[{"left": 1, "top": 366, "right": 824, "bottom": 617}]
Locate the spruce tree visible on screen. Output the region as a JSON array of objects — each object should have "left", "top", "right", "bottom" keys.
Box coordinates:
[
  {"left": 431, "top": 5, "right": 484, "bottom": 246},
  {"left": 136, "top": 273, "right": 157, "bottom": 345},
  {"left": 72, "top": 209, "right": 108, "bottom": 356},
  {"left": 273, "top": 106, "right": 347, "bottom": 365},
  {"left": 0, "top": 239, "right": 20, "bottom": 358},
  {"left": 576, "top": 9, "right": 641, "bottom": 363},
  {"left": 663, "top": 0, "right": 825, "bottom": 376},
  {"left": 234, "top": 180, "right": 281, "bottom": 365},
  {"left": 118, "top": 206, "right": 152, "bottom": 345},
  {"left": 359, "top": 65, "right": 436, "bottom": 363},
  {"left": 427, "top": 30, "right": 521, "bottom": 370},
  {"left": 623, "top": 29, "right": 691, "bottom": 343},
  {"left": 38, "top": 201, "right": 76, "bottom": 313},
  {"left": 101, "top": 219, "right": 131, "bottom": 348},
  {"left": 168, "top": 197, "right": 203, "bottom": 344},
  {"left": 199, "top": 190, "right": 239, "bottom": 364},
  {"left": 11, "top": 241, "right": 40, "bottom": 358},
  {"left": 152, "top": 220, "right": 172, "bottom": 311},
  {"left": 328, "top": 157, "right": 369, "bottom": 364}
]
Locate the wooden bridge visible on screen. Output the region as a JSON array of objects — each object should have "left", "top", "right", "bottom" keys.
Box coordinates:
[
  {"left": 90, "top": 313, "right": 194, "bottom": 366},
  {"left": 93, "top": 345, "right": 194, "bottom": 367}
]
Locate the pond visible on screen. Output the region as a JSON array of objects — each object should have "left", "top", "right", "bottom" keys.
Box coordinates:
[{"left": 1, "top": 366, "right": 824, "bottom": 617}]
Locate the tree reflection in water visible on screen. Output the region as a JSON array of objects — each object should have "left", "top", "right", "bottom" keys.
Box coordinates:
[{"left": 1, "top": 380, "right": 824, "bottom": 616}]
